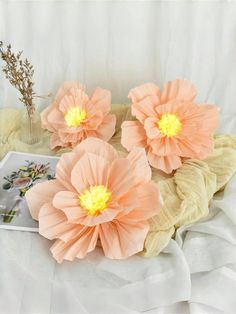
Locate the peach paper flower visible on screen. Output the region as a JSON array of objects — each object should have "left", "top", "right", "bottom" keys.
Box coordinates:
[
  {"left": 121, "top": 79, "right": 219, "bottom": 174},
  {"left": 25, "top": 138, "right": 162, "bottom": 263},
  {"left": 41, "top": 82, "right": 116, "bottom": 149}
]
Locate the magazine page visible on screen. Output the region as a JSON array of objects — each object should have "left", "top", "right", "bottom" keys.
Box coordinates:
[{"left": 0, "top": 152, "right": 59, "bottom": 232}]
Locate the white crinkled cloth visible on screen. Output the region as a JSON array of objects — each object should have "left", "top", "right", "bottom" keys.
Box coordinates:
[{"left": 0, "top": 172, "right": 236, "bottom": 313}]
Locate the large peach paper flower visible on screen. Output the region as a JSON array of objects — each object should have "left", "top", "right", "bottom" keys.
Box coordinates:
[
  {"left": 41, "top": 82, "right": 116, "bottom": 149},
  {"left": 25, "top": 138, "right": 162, "bottom": 263},
  {"left": 121, "top": 79, "right": 219, "bottom": 174}
]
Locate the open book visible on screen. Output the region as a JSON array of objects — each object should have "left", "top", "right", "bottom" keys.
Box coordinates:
[{"left": 0, "top": 152, "right": 59, "bottom": 232}]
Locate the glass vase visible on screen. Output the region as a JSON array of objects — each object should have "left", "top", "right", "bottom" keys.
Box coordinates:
[{"left": 20, "top": 107, "right": 42, "bottom": 144}]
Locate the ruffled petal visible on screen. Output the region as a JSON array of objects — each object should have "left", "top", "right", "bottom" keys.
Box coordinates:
[
  {"left": 50, "top": 226, "right": 99, "bottom": 263},
  {"left": 155, "top": 99, "right": 187, "bottom": 116},
  {"left": 131, "top": 96, "right": 159, "bottom": 123},
  {"left": 99, "top": 220, "right": 149, "bottom": 259},
  {"left": 53, "top": 191, "right": 78, "bottom": 207},
  {"left": 144, "top": 117, "right": 164, "bottom": 139},
  {"left": 149, "top": 137, "right": 182, "bottom": 156},
  {"left": 121, "top": 121, "right": 147, "bottom": 151},
  {"left": 39, "top": 202, "right": 81, "bottom": 241},
  {"left": 71, "top": 152, "right": 109, "bottom": 193},
  {"left": 59, "top": 89, "right": 89, "bottom": 114},
  {"left": 50, "top": 132, "right": 65, "bottom": 150},
  {"left": 25, "top": 179, "right": 64, "bottom": 220},
  {"left": 83, "top": 111, "right": 103, "bottom": 130},
  {"left": 181, "top": 134, "right": 214, "bottom": 159},
  {"left": 118, "top": 182, "right": 162, "bottom": 221},
  {"left": 181, "top": 104, "right": 219, "bottom": 134},
  {"left": 56, "top": 152, "right": 82, "bottom": 192},
  {"left": 74, "top": 207, "right": 122, "bottom": 227},
  {"left": 73, "top": 137, "right": 118, "bottom": 162},
  {"left": 128, "top": 83, "right": 161, "bottom": 103},
  {"left": 54, "top": 82, "right": 85, "bottom": 104},
  {"left": 90, "top": 87, "right": 111, "bottom": 115},
  {"left": 107, "top": 158, "right": 134, "bottom": 199},
  {"left": 161, "top": 79, "right": 197, "bottom": 104},
  {"left": 92, "top": 114, "right": 116, "bottom": 141},
  {"left": 127, "top": 147, "right": 151, "bottom": 185},
  {"left": 147, "top": 149, "right": 182, "bottom": 173},
  {"left": 41, "top": 105, "right": 55, "bottom": 132},
  {"left": 51, "top": 190, "right": 120, "bottom": 226},
  {"left": 47, "top": 107, "right": 66, "bottom": 129},
  {"left": 57, "top": 127, "right": 85, "bottom": 148}
]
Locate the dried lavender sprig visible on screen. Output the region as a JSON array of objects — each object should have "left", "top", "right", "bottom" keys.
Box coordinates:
[{"left": 0, "top": 41, "right": 36, "bottom": 118}]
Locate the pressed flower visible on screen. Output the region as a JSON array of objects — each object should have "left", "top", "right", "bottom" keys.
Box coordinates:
[
  {"left": 121, "top": 79, "right": 219, "bottom": 174},
  {"left": 25, "top": 138, "right": 162, "bottom": 263},
  {"left": 41, "top": 82, "right": 116, "bottom": 149}
]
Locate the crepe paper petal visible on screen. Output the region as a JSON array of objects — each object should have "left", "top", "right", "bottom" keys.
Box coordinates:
[
  {"left": 144, "top": 117, "right": 164, "bottom": 140},
  {"left": 39, "top": 202, "right": 82, "bottom": 242},
  {"left": 41, "top": 105, "right": 55, "bottom": 132},
  {"left": 107, "top": 158, "right": 134, "bottom": 199},
  {"left": 83, "top": 111, "right": 103, "bottom": 130},
  {"left": 121, "top": 120, "right": 147, "bottom": 151},
  {"left": 147, "top": 150, "right": 182, "bottom": 174},
  {"left": 50, "top": 132, "right": 65, "bottom": 150},
  {"left": 53, "top": 190, "right": 121, "bottom": 226},
  {"left": 71, "top": 153, "right": 109, "bottom": 193},
  {"left": 73, "top": 137, "right": 118, "bottom": 162},
  {"left": 92, "top": 114, "right": 116, "bottom": 142},
  {"left": 128, "top": 82, "right": 161, "bottom": 103},
  {"left": 99, "top": 219, "right": 149, "bottom": 259},
  {"left": 131, "top": 96, "right": 159, "bottom": 123},
  {"left": 50, "top": 226, "right": 99, "bottom": 263},
  {"left": 117, "top": 182, "right": 162, "bottom": 221},
  {"left": 126, "top": 147, "right": 152, "bottom": 185},
  {"left": 41, "top": 82, "right": 116, "bottom": 149},
  {"left": 90, "top": 87, "right": 112, "bottom": 115},
  {"left": 161, "top": 79, "right": 197, "bottom": 104},
  {"left": 25, "top": 137, "right": 161, "bottom": 263},
  {"left": 122, "top": 79, "right": 219, "bottom": 173},
  {"left": 56, "top": 152, "right": 81, "bottom": 192},
  {"left": 54, "top": 82, "right": 85, "bottom": 105},
  {"left": 59, "top": 90, "right": 89, "bottom": 114},
  {"left": 47, "top": 107, "right": 66, "bottom": 130},
  {"left": 25, "top": 180, "right": 64, "bottom": 220}
]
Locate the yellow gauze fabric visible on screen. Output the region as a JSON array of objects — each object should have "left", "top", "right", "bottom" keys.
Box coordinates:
[{"left": 1, "top": 106, "right": 236, "bottom": 258}]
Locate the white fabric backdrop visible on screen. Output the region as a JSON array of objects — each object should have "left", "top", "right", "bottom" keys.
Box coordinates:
[
  {"left": 1, "top": 1, "right": 236, "bottom": 119},
  {"left": 1, "top": 1, "right": 236, "bottom": 313}
]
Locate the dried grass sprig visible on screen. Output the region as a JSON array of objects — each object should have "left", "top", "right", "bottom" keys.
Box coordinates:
[{"left": 0, "top": 41, "right": 36, "bottom": 118}]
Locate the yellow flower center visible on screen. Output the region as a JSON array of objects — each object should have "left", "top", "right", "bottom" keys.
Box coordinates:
[
  {"left": 65, "top": 107, "right": 87, "bottom": 127},
  {"left": 157, "top": 113, "right": 182, "bottom": 137},
  {"left": 79, "top": 185, "right": 111, "bottom": 216}
]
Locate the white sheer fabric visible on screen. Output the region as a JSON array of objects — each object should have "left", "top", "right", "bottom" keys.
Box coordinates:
[
  {"left": 1, "top": 1, "right": 236, "bottom": 118},
  {"left": 1, "top": 1, "right": 236, "bottom": 313}
]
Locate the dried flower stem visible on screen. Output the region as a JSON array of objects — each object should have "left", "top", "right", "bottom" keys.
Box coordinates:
[{"left": 0, "top": 41, "right": 36, "bottom": 119}]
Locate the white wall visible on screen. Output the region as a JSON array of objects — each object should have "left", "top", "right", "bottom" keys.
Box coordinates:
[{"left": 1, "top": 0, "right": 236, "bottom": 126}]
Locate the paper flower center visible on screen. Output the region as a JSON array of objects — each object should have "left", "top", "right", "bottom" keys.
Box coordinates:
[
  {"left": 79, "top": 185, "right": 111, "bottom": 216},
  {"left": 65, "top": 107, "right": 87, "bottom": 127},
  {"left": 157, "top": 113, "right": 182, "bottom": 137}
]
